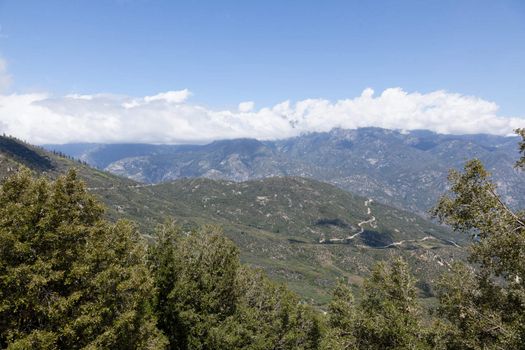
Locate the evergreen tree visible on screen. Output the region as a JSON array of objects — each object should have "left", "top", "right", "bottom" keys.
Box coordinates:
[
  {"left": 321, "top": 257, "right": 427, "bottom": 350},
  {"left": 149, "top": 223, "right": 321, "bottom": 350},
  {"left": 0, "top": 168, "right": 167, "bottom": 349},
  {"left": 320, "top": 280, "right": 356, "bottom": 350},
  {"left": 224, "top": 266, "right": 322, "bottom": 350},
  {"left": 354, "top": 257, "right": 428, "bottom": 350},
  {"left": 149, "top": 223, "right": 240, "bottom": 349},
  {"left": 431, "top": 129, "right": 525, "bottom": 349}
]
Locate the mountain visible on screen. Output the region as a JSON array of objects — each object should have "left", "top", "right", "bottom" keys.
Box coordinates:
[
  {"left": 0, "top": 136, "right": 136, "bottom": 188},
  {"left": 136, "top": 177, "right": 466, "bottom": 304},
  {"left": 2, "top": 134, "right": 465, "bottom": 304},
  {"left": 46, "top": 127, "right": 525, "bottom": 213}
]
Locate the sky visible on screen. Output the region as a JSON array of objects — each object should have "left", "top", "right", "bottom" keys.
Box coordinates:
[{"left": 0, "top": 0, "right": 524, "bottom": 144}]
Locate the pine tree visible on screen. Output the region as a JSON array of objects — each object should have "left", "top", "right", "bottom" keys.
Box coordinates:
[
  {"left": 320, "top": 280, "right": 357, "bottom": 350},
  {"left": 321, "top": 258, "right": 428, "bottom": 350},
  {"left": 149, "top": 224, "right": 241, "bottom": 349},
  {"left": 149, "top": 223, "right": 322, "bottom": 350},
  {"left": 225, "top": 266, "right": 322, "bottom": 350},
  {"left": 0, "top": 168, "right": 167, "bottom": 349},
  {"left": 430, "top": 129, "right": 525, "bottom": 349},
  {"left": 354, "top": 257, "right": 428, "bottom": 350}
]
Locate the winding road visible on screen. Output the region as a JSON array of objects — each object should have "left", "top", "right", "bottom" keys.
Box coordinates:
[
  {"left": 319, "top": 199, "right": 376, "bottom": 244},
  {"left": 319, "top": 199, "right": 461, "bottom": 249}
]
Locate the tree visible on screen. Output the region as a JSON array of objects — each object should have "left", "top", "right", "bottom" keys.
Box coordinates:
[
  {"left": 0, "top": 169, "right": 167, "bottom": 349},
  {"left": 320, "top": 280, "right": 357, "bottom": 350},
  {"left": 149, "top": 223, "right": 322, "bottom": 350},
  {"left": 321, "top": 258, "right": 428, "bottom": 350},
  {"left": 354, "top": 257, "right": 428, "bottom": 350},
  {"left": 431, "top": 129, "right": 525, "bottom": 349},
  {"left": 149, "top": 223, "right": 240, "bottom": 349},
  {"left": 225, "top": 266, "right": 322, "bottom": 350}
]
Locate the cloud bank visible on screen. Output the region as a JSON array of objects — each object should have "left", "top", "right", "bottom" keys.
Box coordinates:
[{"left": 0, "top": 87, "right": 523, "bottom": 144}]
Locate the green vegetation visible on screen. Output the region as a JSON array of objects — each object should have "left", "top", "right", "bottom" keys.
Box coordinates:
[
  {"left": 322, "top": 258, "right": 428, "bottom": 349},
  {"left": 1, "top": 134, "right": 465, "bottom": 305},
  {"left": 0, "top": 169, "right": 323, "bottom": 349},
  {"left": 136, "top": 177, "right": 465, "bottom": 304},
  {"left": 427, "top": 129, "right": 525, "bottom": 349},
  {"left": 149, "top": 224, "right": 321, "bottom": 349},
  {"left": 2, "top": 131, "right": 525, "bottom": 348},
  {"left": 0, "top": 169, "right": 166, "bottom": 349}
]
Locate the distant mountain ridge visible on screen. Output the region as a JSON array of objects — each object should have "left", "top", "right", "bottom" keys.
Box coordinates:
[
  {"left": 46, "top": 127, "right": 525, "bottom": 213},
  {"left": 2, "top": 134, "right": 465, "bottom": 304}
]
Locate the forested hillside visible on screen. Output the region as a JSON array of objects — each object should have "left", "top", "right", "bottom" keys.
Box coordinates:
[
  {"left": 2, "top": 130, "right": 525, "bottom": 349},
  {"left": 1, "top": 135, "right": 464, "bottom": 304}
]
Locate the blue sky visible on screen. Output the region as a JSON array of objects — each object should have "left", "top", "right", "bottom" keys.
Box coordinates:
[{"left": 0, "top": 0, "right": 524, "bottom": 143}]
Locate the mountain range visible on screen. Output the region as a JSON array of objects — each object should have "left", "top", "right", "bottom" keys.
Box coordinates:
[
  {"left": 46, "top": 127, "right": 524, "bottom": 214},
  {"left": 2, "top": 133, "right": 467, "bottom": 305}
]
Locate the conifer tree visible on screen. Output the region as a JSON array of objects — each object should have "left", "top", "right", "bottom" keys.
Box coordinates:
[
  {"left": 149, "top": 223, "right": 322, "bottom": 350},
  {"left": 354, "top": 257, "right": 428, "bottom": 350},
  {"left": 0, "top": 169, "right": 167, "bottom": 349},
  {"left": 321, "top": 258, "right": 427, "bottom": 350},
  {"left": 430, "top": 129, "right": 525, "bottom": 349},
  {"left": 320, "top": 280, "right": 357, "bottom": 350},
  {"left": 225, "top": 266, "right": 322, "bottom": 350},
  {"left": 149, "top": 224, "right": 241, "bottom": 349}
]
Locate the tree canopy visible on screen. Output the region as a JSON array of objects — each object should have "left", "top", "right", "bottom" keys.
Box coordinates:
[
  {"left": 428, "top": 129, "right": 525, "bottom": 349},
  {"left": 0, "top": 169, "right": 167, "bottom": 349},
  {"left": 3, "top": 128, "right": 525, "bottom": 349},
  {"left": 149, "top": 223, "right": 322, "bottom": 350}
]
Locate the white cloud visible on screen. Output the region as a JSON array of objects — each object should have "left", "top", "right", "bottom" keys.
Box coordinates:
[
  {"left": 361, "top": 87, "right": 374, "bottom": 98},
  {"left": 143, "top": 89, "right": 191, "bottom": 104},
  {"left": 121, "top": 89, "right": 192, "bottom": 109},
  {"left": 0, "top": 57, "right": 12, "bottom": 92},
  {"left": 238, "top": 101, "right": 255, "bottom": 112},
  {"left": 0, "top": 87, "right": 523, "bottom": 144}
]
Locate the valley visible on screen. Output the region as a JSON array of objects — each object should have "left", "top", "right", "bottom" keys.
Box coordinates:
[{"left": 1, "top": 134, "right": 467, "bottom": 305}]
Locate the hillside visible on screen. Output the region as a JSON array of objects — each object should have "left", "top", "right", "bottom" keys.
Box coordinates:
[
  {"left": 83, "top": 173, "right": 467, "bottom": 304},
  {"left": 139, "top": 177, "right": 466, "bottom": 303},
  {"left": 0, "top": 135, "right": 137, "bottom": 188},
  {"left": 46, "top": 127, "right": 525, "bottom": 213},
  {"left": 0, "top": 135, "right": 178, "bottom": 230},
  {"left": 2, "top": 135, "right": 466, "bottom": 304}
]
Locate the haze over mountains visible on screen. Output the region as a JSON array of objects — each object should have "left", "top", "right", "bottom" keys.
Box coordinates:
[{"left": 46, "top": 127, "right": 525, "bottom": 213}]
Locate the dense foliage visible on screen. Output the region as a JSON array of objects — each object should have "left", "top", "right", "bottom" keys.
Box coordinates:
[
  {"left": 2, "top": 129, "right": 525, "bottom": 349},
  {"left": 0, "top": 169, "right": 167, "bottom": 349},
  {"left": 320, "top": 129, "right": 525, "bottom": 349},
  {"left": 149, "top": 223, "right": 322, "bottom": 349},
  {"left": 429, "top": 130, "right": 525, "bottom": 349},
  {"left": 0, "top": 169, "right": 323, "bottom": 349},
  {"left": 321, "top": 257, "right": 428, "bottom": 350}
]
